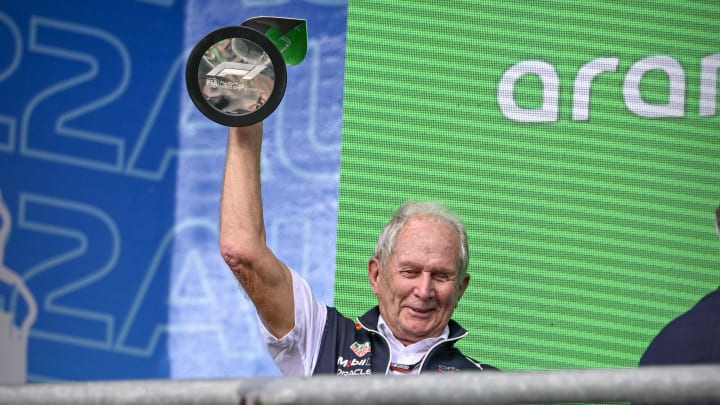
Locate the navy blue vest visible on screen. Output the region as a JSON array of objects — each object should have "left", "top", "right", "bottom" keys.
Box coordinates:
[
  {"left": 640, "top": 287, "right": 720, "bottom": 365},
  {"left": 636, "top": 288, "right": 720, "bottom": 405},
  {"left": 313, "top": 306, "right": 499, "bottom": 375}
]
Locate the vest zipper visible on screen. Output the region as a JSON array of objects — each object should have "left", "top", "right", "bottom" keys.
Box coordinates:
[{"left": 356, "top": 321, "right": 393, "bottom": 375}]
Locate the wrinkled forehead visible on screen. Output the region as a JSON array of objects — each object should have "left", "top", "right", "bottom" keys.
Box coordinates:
[{"left": 393, "top": 218, "right": 461, "bottom": 262}]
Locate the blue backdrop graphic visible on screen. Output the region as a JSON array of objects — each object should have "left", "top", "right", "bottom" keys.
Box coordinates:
[{"left": 0, "top": 0, "right": 346, "bottom": 381}]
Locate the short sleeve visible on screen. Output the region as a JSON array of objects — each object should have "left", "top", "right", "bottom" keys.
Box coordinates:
[{"left": 257, "top": 268, "right": 328, "bottom": 376}]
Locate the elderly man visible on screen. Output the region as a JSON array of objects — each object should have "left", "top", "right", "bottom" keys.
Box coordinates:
[{"left": 219, "top": 123, "right": 498, "bottom": 375}]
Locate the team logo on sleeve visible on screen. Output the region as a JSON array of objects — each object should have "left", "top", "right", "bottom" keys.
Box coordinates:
[{"left": 350, "top": 341, "right": 371, "bottom": 357}]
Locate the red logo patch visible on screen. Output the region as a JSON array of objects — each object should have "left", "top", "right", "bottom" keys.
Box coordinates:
[{"left": 350, "top": 341, "right": 371, "bottom": 357}]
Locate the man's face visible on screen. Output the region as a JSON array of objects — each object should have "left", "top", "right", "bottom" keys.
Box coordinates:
[{"left": 368, "top": 215, "right": 469, "bottom": 345}]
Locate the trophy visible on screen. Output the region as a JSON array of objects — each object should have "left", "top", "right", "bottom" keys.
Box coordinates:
[{"left": 185, "top": 17, "right": 307, "bottom": 127}]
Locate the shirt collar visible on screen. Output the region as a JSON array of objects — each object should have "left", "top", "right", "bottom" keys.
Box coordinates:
[{"left": 376, "top": 314, "right": 449, "bottom": 357}]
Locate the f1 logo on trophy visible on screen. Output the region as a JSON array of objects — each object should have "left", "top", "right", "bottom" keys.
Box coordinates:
[{"left": 185, "top": 17, "right": 307, "bottom": 127}]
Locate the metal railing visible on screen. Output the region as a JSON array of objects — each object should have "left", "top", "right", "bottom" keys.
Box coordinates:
[{"left": 1, "top": 365, "right": 719, "bottom": 404}]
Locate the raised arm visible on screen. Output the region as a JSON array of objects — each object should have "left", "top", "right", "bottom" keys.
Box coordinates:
[{"left": 219, "top": 123, "right": 294, "bottom": 338}]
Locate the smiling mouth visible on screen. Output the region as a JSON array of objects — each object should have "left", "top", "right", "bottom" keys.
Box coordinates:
[{"left": 407, "top": 306, "right": 436, "bottom": 316}]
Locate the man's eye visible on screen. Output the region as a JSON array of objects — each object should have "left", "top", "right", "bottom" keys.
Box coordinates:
[
  {"left": 432, "top": 272, "right": 455, "bottom": 282},
  {"left": 399, "top": 269, "right": 419, "bottom": 277}
]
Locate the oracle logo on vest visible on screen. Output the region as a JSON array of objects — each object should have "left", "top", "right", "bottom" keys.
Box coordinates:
[{"left": 336, "top": 355, "right": 372, "bottom": 376}]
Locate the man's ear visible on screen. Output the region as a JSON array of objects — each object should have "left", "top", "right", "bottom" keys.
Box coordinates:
[
  {"left": 457, "top": 273, "right": 470, "bottom": 301},
  {"left": 368, "top": 257, "right": 380, "bottom": 295}
]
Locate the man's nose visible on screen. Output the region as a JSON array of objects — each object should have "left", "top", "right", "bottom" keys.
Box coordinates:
[{"left": 414, "top": 273, "right": 435, "bottom": 299}]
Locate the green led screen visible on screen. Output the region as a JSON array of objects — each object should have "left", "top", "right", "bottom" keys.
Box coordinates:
[{"left": 335, "top": 1, "right": 720, "bottom": 371}]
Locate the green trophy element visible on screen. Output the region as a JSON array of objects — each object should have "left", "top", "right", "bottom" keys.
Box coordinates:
[{"left": 242, "top": 17, "right": 308, "bottom": 66}]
